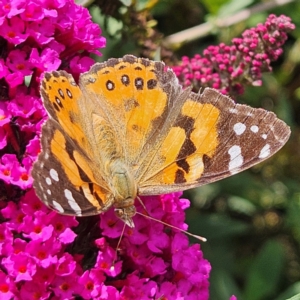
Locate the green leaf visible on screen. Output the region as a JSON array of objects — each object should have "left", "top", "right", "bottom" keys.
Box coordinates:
[
  {"left": 286, "top": 293, "right": 300, "bottom": 300},
  {"left": 244, "top": 240, "right": 285, "bottom": 300},
  {"left": 274, "top": 282, "right": 300, "bottom": 300}
]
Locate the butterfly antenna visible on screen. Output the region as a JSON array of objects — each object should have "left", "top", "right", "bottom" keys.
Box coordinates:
[
  {"left": 135, "top": 197, "right": 207, "bottom": 242},
  {"left": 112, "top": 221, "right": 127, "bottom": 267},
  {"left": 136, "top": 196, "right": 149, "bottom": 214}
]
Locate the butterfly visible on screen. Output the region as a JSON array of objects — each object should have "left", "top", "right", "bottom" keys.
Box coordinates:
[{"left": 32, "top": 55, "right": 290, "bottom": 227}]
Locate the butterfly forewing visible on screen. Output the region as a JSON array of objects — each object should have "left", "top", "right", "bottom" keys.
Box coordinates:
[{"left": 79, "top": 56, "right": 184, "bottom": 169}]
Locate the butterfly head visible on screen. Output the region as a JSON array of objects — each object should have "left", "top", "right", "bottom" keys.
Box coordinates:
[{"left": 114, "top": 205, "right": 136, "bottom": 228}]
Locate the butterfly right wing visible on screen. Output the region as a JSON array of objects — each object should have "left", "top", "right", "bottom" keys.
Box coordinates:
[{"left": 137, "top": 88, "right": 290, "bottom": 195}]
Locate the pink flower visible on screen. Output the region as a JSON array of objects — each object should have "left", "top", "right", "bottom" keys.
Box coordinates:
[
  {"left": 55, "top": 253, "right": 76, "bottom": 276},
  {"left": 33, "top": 265, "right": 56, "bottom": 285},
  {"left": 68, "top": 55, "right": 96, "bottom": 78},
  {"left": 19, "top": 281, "right": 51, "bottom": 300},
  {"left": 0, "top": 5, "right": 293, "bottom": 299},
  {"left": 8, "top": 93, "right": 40, "bottom": 118},
  {"left": 26, "top": 239, "right": 58, "bottom": 268},
  {"left": 1, "top": 202, "right": 25, "bottom": 232},
  {"left": 6, "top": 49, "right": 33, "bottom": 76},
  {"left": 78, "top": 269, "right": 106, "bottom": 299},
  {"left": 29, "top": 48, "right": 61, "bottom": 72},
  {"left": 20, "top": 188, "right": 49, "bottom": 215},
  {"left": 158, "top": 282, "right": 184, "bottom": 299},
  {"left": 22, "top": 211, "right": 54, "bottom": 241},
  {"left": 2, "top": 252, "right": 37, "bottom": 282},
  {"left": 20, "top": 1, "right": 44, "bottom": 21},
  {"left": 0, "top": 223, "right": 13, "bottom": 256},
  {"left": 0, "top": 270, "right": 16, "bottom": 300},
  {"left": 27, "top": 19, "right": 55, "bottom": 44},
  {"left": 0, "top": 17, "right": 28, "bottom": 44},
  {"left": 10, "top": 157, "right": 33, "bottom": 189},
  {"left": 94, "top": 238, "right": 122, "bottom": 277},
  {"left": 0, "top": 154, "right": 18, "bottom": 184},
  {"left": 119, "top": 272, "right": 158, "bottom": 299},
  {"left": 51, "top": 274, "right": 81, "bottom": 299},
  {"left": 25, "top": 136, "right": 40, "bottom": 160},
  {"left": 0, "top": 0, "right": 25, "bottom": 22}
]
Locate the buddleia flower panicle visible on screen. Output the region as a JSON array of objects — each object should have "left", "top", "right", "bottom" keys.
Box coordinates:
[{"left": 172, "top": 14, "right": 295, "bottom": 96}]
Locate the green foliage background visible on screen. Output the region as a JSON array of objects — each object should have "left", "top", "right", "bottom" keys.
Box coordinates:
[{"left": 85, "top": 0, "right": 300, "bottom": 299}]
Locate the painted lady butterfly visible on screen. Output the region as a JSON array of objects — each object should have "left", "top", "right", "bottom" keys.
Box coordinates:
[{"left": 32, "top": 55, "right": 290, "bottom": 227}]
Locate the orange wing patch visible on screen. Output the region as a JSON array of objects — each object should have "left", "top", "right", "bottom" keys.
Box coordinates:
[
  {"left": 80, "top": 57, "right": 168, "bottom": 165},
  {"left": 41, "top": 72, "right": 92, "bottom": 157},
  {"left": 139, "top": 100, "right": 220, "bottom": 191},
  {"left": 50, "top": 128, "right": 109, "bottom": 212}
]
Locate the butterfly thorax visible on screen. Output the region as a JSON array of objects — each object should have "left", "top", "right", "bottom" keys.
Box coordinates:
[{"left": 108, "top": 159, "right": 137, "bottom": 228}]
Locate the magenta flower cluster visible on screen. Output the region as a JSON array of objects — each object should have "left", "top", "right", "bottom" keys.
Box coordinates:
[
  {"left": 0, "top": 0, "right": 105, "bottom": 191},
  {"left": 0, "top": 1, "right": 211, "bottom": 299},
  {"left": 1, "top": 189, "right": 210, "bottom": 299},
  {"left": 172, "top": 14, "right": 295, "bottom": 95}
]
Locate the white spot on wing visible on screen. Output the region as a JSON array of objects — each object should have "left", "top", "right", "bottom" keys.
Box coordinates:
[
  {"left": 46, "top": 177, "right": 52, "bottom": 185},
  {"left": 38, "top": 183, "right": 44, "bottom": 191},
  {"left": 64, "top": 189, "right": 82, "bottom": 216},
  {"left": 47, "top": 189, "right": 51, "bottom": 195},
  {"left": 233, "top": 123, "right": 246, "bottom": 135},
  {"left": 262, "top": 134, "right": 267, "bottom": 140},
  {"left": 259, "top": 144, "right": 270, "bottom": 159},
  {"left": 229, "top": 108, "right": 237, "bottom": 113},
  {"left": 50, "top": 169, "right": 59, "bottom": 182},
  {"left": 42, "top": 193, "right": 47, "bottom": 203},
  {"left": 228, "top": 145, "right": 243, "bottom": 172},
  {"left": 250, "top": 125, "right": 259, "bottom": 133},
  {"left": 52, "top": 201, "right": 64, "bottom": 213}
]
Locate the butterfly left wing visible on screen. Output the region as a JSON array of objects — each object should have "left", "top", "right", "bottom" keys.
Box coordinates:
[
  {"left": 138, "top": 88, "right": 290, "bottom": 195},
  {"left": 32, "top": 71, "right": 114, "bottom": 216}
]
